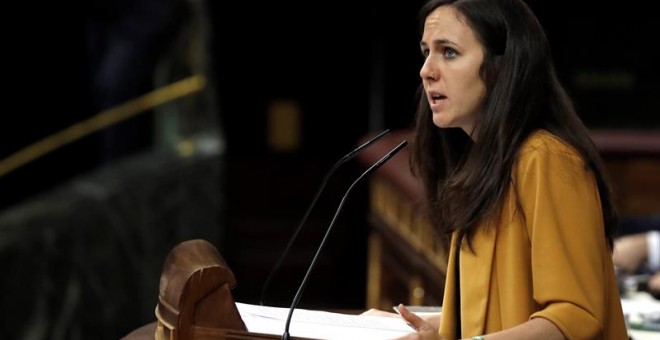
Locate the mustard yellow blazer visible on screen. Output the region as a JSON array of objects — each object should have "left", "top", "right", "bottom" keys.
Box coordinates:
[{"left": 438, "top": 130, "right": 628, "bottom": 339}]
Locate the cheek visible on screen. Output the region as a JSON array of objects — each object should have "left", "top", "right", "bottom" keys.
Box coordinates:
[{"left": 464, "top": 77, "right": 487, "bottom": 110}]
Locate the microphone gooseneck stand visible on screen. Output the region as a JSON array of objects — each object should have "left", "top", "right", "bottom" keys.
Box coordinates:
[
  {"left": 259, "top": 129, "right": 390, "bottom": 306},
  {"left": 281, "top": 140, "right": 408, "bottom": 340}
]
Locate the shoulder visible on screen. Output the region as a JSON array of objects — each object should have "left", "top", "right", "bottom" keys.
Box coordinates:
[
  {"left": 518, "top": 129, "right": 583, "bottom": 165},
  {"left": 519, "top": 130, "right": 579, "bottom": 159},
  {"left": 514, "top": 129, "right": 588, "bottom": 180},
  {"left": 512, "top": 130, "right": 600, "bottom": 215}
]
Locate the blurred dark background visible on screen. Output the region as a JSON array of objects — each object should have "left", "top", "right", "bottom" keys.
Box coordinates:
[{"left": 0, "top": 0, "right": 657, "bottom": 339}]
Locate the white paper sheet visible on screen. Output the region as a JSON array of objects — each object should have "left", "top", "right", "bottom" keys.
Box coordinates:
[{"left": 236, "top": 302, "right": 415, "bottom": 340}]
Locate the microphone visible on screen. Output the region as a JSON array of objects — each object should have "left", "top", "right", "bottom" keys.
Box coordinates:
[
  {"left": 281, "top": 139, "right": 408, "bottom": 340},
  {"left": 259, "top": 129, "right": 391, "bottom": 306}
]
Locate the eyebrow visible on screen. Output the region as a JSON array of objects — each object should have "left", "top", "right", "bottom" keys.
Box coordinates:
[{"left": 419, "top": 38, "right": 459, "bottom": 49}]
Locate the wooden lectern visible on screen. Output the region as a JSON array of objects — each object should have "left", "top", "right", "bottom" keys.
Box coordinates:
[
  {"left": 143, "top": 239, "right": 305, "bottom": 340},
  {"left": 123, "top": 238, "right": 334, "bottom": 339}
]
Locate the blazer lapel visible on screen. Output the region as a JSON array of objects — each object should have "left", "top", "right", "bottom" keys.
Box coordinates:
[
  {"left": 439, "top": 232, "right": 459, "bottom": 339},
  {"left": 460, "top": 226, "right": 497, "bottom": 336}
]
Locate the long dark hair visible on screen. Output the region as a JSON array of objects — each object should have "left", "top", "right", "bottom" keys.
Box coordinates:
[{"left": 409, "top": 0, "right": 618, "bottom": 251}]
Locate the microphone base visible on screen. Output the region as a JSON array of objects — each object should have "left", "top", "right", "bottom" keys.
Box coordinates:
[{"left": 281, "top": 331, "right": 290, "bottom": 340}]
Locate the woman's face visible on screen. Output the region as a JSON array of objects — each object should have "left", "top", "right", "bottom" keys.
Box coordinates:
[{"left": 420, "top": 5, "right": 486, "bottom": 136}]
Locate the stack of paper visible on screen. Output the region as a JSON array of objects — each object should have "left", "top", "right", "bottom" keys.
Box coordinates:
[{"left": 236, "top": 302, "right": 415, "bottom": 340}]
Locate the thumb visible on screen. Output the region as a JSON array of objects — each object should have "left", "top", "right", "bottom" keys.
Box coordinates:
[{"left": 397, "top": 304, "right": 433, "bottom": 332}]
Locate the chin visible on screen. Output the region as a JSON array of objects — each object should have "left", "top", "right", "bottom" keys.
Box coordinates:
[{"left": 432, "top": 117, "right": 453, "bottom": 129}]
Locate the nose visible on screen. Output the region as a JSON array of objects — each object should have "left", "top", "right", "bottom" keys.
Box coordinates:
[{"left": 419, "top": 58, "right": 437, "bottom": 81}]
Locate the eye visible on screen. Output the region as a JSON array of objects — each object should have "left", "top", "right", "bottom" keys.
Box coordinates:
[
  {"left": 443, "top": 47, "right": 458, "bottom": 59},
  {"left": 420, "top": 48, "right": 430, "bottom": 58}
]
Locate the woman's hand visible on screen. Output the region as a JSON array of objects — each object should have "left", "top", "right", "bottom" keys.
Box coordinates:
[
  {"left": 394, "top": 304, "right": 445, "bottom": 340},
  {"left": 613, "top": 233, "right": 648, "bottom": 274}
]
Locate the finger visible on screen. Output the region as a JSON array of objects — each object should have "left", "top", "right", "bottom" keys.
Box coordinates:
[{"left": 397, "top": 304, "right": 432, "bottom": 332}]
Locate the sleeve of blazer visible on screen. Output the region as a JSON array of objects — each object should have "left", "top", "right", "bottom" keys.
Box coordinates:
[{"left": 515, "top": 140, "right": 611, "bottom": 339}]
